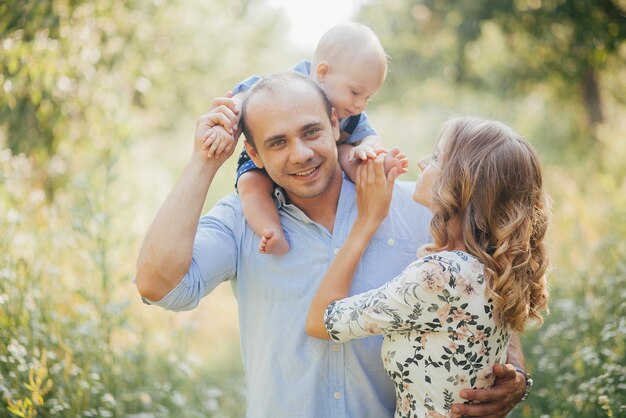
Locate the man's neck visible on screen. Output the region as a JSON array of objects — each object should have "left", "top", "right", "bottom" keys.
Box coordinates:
[{"left": 287, "top": 167, "right": 343, "bottom": 234}]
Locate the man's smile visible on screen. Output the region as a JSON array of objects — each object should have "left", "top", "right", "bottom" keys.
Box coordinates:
[{"left": 290, "top": 164, "right": 321, "bottom": 178}]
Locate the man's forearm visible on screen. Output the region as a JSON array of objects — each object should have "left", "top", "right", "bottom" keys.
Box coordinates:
[{"left": 135, "top": 153, "right": 219, "bottom": 302}]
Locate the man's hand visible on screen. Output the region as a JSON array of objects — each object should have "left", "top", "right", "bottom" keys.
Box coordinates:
[{"left": 451, "top": 364, "right": 526, "bottom": 418}]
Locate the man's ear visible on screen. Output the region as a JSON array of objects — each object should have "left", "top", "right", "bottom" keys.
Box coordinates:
[
  {"left": 330, "top": 108, "right": 341, "bottom": 142},
  {"left": 244, "top": 141, "right": 264, "bottom": 169},
  {"left": 316, "top": 61, "right": 330, "bottom": 82}
]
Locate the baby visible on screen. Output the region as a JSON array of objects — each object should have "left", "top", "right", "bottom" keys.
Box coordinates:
[{"left": 203, "top": 22, "right": 407, "bottom": 254}]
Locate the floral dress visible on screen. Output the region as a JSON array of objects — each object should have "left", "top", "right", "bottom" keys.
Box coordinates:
[{"left": 324, "top": 250, "right": 511, "bottom": 418}]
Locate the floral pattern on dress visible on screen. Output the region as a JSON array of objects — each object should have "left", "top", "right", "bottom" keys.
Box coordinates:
[{"left": 324, "top": 251, "right": 511, "bottom": 418}]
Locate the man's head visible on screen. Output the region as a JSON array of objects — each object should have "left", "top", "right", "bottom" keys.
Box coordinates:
[
  {"left": 311, "top": 22, "right": 388, "bottom": 120},
  {"left": 240, "top": 72, "right": 342, "bottom": 205}
]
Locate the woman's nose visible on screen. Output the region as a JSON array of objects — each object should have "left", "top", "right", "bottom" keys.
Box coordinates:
[{"left": 417, "top": 156, "right": 429, "bottom": 170}]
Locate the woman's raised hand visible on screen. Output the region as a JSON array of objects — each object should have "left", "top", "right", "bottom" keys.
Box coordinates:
[{"left": 355, "top": 153, "right": 400, "bottom": 233}]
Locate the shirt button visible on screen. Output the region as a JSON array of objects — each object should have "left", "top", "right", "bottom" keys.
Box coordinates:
[
  {"left": 334, "top": 391, "right": 342, "bottom": 400},
  {"left": 333, "top": 248, "right": 340, "bottom": 255},
  {"left": 387, "top": 238, "right": 395, "bottom": 246},
  {"left": 332, "top": 344, "right": 340, "bottom": 352}
]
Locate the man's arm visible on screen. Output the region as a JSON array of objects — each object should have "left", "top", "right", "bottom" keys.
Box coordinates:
[
  {"left": 451, "top": 333, "right": 527, "bottom": 418},
  {"left": 135, "top": 97, "right": 239, "bottom": 302}
]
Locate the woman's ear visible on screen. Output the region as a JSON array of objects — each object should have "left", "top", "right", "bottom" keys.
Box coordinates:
[{"left": 316, "top": 61, "right": 330, "bottom": 82}]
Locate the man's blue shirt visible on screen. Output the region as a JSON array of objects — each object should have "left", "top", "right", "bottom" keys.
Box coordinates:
[{"left": 147, "top": 178, "right": 431, "bottom": 417}]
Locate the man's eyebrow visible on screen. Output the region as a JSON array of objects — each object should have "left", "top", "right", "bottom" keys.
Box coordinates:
[{"left": 302, "top": 121, "right": 323, "bottom": 131}]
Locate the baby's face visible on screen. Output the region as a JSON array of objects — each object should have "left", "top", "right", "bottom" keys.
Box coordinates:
[{"left": 319, "top": 57, "right": 386, "bottom": 120}]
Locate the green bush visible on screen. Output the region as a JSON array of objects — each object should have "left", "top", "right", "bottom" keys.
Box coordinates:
[{"left": 0, "top": 148, "right": 246, "bottom": 417}]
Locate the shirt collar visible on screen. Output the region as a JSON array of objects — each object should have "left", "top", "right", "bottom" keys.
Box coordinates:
[{"left": 273, "top": 174, "right": 355, "bottom": 225}]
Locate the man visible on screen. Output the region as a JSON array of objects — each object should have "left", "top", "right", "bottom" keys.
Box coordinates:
[{"left": 136, "top": 72, "right": 528, "bottom": 417}]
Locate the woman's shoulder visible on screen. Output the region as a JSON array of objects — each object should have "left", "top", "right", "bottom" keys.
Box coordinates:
[
  {"left": 406, "top": 250, "right": 487, "bottom": 297},
  {"left": 416, "top": 249, "right": 483, "bottom": 269}
]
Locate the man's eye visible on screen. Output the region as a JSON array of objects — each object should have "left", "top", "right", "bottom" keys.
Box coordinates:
[
  {"left": 304, "top": 128, "right": 320, "bottom": 137},
  {"left": 270, "top": 140, "right": 285, "bottom": 147},
  {"left": 351, "top": 91, "right": 359, "bottom": 96}
]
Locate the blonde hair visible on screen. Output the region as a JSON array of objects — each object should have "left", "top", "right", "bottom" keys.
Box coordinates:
[
  {"left": 426, "top": 117, "right": 550, "bottom": 333},
  {"left": 312, "top": 22, "right": 388, "bottom": 78}
]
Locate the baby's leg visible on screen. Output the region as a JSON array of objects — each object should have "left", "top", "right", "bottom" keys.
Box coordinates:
[{"left": 238, "top": 169, "right": 289, "bottom": 255}]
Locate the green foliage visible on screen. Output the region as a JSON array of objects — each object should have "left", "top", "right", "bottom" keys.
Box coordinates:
[
  {"left": 0, "top": 0, "right": 288, "bottom": 197},
  {"left": 510, "top": 171, "right": 626, "bottom": 417},
  {"left": 0, "top": 145, "right": 246, "bottom": 417},
  {"left": 359, "top": 0, "right": 626, "bottom": 130}
]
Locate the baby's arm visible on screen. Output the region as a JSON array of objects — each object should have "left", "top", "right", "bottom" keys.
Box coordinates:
[
  {"left": 338, "top": 135, "right": 381, "bottom": 182},
  {"left": 237, "top": 169, "right": 289, "bottom": 255}
]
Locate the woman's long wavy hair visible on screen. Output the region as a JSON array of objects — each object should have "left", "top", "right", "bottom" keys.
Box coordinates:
[{"left": 425, "top": 117, "right": 550, "bottom": 333}]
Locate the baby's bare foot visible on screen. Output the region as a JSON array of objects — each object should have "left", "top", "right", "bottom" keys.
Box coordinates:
[
  {"left": 258, "top": 228, "right": 289, "bottom": 255},
  {"left": 384, "top": 147, "right": 408, "bottom": 176}
]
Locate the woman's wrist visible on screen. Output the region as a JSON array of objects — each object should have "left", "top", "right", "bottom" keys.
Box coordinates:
[{"left": 353, "top": 216, "right": 381, "bottom": 238}]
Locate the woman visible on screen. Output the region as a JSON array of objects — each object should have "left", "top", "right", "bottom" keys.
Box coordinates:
[{"left": 306, "top": 117, "right": 550, "bottom": 418}]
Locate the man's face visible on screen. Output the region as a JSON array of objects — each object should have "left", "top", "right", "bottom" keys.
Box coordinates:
[{"left": 245, "top": 81, "right": 341, "bottom": 203}]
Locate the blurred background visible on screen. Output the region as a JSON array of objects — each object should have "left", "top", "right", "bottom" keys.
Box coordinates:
[{"left": 1, "top": 0, "right": 624, "bottom": 417}]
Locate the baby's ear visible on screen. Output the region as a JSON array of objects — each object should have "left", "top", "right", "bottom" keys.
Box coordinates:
[{"left": 315, "top": 61, "right": 330, "bottom": 81}]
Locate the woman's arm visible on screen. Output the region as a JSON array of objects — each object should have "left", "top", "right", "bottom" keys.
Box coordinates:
[{"left": 305, "top": 154, "right": 399, "bottom": 339}]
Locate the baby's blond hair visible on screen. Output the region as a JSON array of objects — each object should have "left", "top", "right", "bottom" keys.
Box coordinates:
[{"left": 312, "top": 22, "right": 387, "bottom": 78}]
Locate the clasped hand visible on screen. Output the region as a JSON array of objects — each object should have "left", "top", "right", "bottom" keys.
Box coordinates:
[{"left": 194, "top": 92, "right": 240, "bottom": 162}]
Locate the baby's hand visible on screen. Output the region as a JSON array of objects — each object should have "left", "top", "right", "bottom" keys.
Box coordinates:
[
  {"left": 202, "top": 125, "right": 235, "bottom": 158},
  {"left": 348, "top": 143, "right": 378, "bottom": 161}
]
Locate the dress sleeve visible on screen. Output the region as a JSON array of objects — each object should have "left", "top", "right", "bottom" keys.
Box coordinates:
[{"left": 324, "top": 255, "right": 464, "bottom": 342}]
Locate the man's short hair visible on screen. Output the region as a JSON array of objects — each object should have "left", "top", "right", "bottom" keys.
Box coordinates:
[{"left": 240, "top": 72, "right": 333, "bottom": 150}]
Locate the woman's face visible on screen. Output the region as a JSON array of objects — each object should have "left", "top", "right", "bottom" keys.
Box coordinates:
[{"left": 413, "top": 141, "right": 444, "bottom": 210}]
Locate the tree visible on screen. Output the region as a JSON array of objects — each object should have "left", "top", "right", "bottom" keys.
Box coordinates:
[
  {"left": 358, "top": 0, "right": 626, "bottom": 129},
  {"left": 0, "top": 0, "right": 287, "bottom": 197}
]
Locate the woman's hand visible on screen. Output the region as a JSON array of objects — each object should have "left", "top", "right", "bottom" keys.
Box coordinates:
[{"left": 355, "top": 153, "right": 400, "bottom": 233}]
